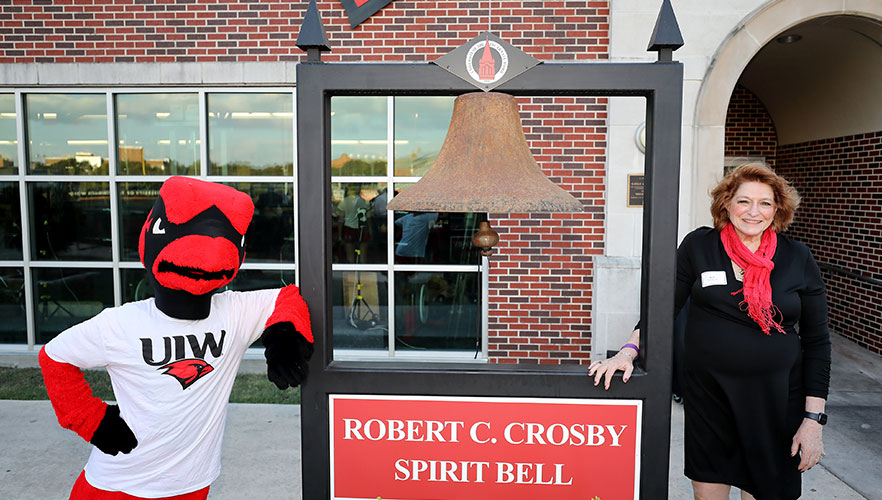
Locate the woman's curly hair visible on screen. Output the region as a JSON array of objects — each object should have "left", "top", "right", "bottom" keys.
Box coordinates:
[{"left": 710, "top": 162, "right": 801, "bottom": 232}]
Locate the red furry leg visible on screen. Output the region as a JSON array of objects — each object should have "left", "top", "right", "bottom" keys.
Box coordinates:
[
  {"left": 39, "top": 347, "right": 108, "bottom": 442},
  {"left": 70, "top": 471, "right": 210, "bottom": 500},
  {"left": 264, "top": 284, "right": 313, "bottom": 342}
]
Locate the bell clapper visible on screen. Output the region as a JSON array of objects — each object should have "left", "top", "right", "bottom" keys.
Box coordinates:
[{"left": 472, "top": 219, "right": 499, "bottom": 257}]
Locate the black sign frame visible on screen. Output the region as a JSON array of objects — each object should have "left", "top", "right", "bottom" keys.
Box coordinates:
[{"left": 297, "top": 60, "right": 683, "bottom": 499}]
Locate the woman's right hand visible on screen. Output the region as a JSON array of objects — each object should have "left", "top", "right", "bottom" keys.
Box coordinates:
[
  {"left": 588, "top": 350, "right": 635, "bottom": 390},
  {"left": 588, "top": 329, "right": 639, "bottom": 390}
]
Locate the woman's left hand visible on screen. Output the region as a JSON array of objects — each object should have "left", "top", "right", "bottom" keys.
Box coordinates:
[{"left": 791, "top": 419, "right": 825, "bottom": 472}]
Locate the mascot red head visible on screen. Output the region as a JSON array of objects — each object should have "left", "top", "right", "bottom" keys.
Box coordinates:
[{"left": 138, "top": 177, "right": 254, "bottom": 319}]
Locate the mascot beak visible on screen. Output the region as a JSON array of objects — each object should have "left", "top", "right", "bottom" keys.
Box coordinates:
[{"left": 152, "top": 234, "right": 243, "bottom": 295}]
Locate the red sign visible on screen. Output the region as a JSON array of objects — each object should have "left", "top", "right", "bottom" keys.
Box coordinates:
[{"left": 330, "top": 395, "right": 642, "bottom": 500}]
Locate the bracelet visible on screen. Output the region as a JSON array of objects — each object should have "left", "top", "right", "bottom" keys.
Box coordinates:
[{"left": 620, "top": 343, "right": 639, "bottom": 357}]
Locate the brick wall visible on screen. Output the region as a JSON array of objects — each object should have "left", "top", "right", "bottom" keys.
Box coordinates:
[
  {"left": 725, "top": 84, "right": 777, "bottom": 167},
  {"left": 0, "top": 0, "right": 609, "bottom": 64},
  {"left": 776, "top": 131, "right": 882, "bottom": 356},
  {"left": 1, "top": 0, "right": 611, "bottom": 364},
  {"left": 488, "top": 96, "right": 606, "bottom": 365}
]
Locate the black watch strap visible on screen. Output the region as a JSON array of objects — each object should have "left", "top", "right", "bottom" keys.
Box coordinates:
[{"left": 804, "top": 411, "right": 827, "bottom": 425}]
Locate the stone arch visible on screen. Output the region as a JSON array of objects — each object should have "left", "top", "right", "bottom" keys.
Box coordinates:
[{"left": 689, "top": 0, "right": 882, "bottom": 229}]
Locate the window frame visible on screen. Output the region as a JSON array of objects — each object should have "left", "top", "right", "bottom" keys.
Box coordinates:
[
  {"left": 0, "top": 87, "right": 299, "bottom": 348},
  {"left": 0, "top": 88, "right": 490, "bottom": 359}
]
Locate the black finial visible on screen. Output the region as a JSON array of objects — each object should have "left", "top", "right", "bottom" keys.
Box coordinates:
[
  {"left": 296, "top": 0, "right": 331, "bottom": 62},
  {"left": 647, "top": 0, "right": 684, "bottom": 62}
]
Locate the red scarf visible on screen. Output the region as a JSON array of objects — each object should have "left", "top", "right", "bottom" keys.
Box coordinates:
[{"left": 720, "top": 223, "right": 785, "bottom": 335}]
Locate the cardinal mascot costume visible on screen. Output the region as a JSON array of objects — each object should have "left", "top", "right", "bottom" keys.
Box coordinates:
[{"left": 39, "top": 177, "right": 313, "bottom": 499}]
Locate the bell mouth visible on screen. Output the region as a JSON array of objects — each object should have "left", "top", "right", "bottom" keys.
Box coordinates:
[{"left": 152, "top": 235, "right": 241, "bottom": 295}]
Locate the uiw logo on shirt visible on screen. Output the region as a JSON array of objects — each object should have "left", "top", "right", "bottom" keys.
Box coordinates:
[{"left": 140, "top": 331, "right": 225, "bottom": 389}]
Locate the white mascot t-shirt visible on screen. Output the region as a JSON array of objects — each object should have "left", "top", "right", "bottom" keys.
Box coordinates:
[{"left": 44, "top": 289, "right": 280, "bottom": 498}]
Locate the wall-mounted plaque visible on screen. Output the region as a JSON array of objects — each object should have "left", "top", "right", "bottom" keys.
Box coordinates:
[{"left": 627, "top": 174, "right": 644, "bottom": 208}]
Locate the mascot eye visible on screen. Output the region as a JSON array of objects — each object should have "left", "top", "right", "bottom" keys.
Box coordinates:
[{"left": 152, "top": 218, "right": 166, "bottom": 235}]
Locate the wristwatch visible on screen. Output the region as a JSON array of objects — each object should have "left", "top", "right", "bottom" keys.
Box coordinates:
[{"left": 804, "top": 411, "right": 828, "bottom": 425}]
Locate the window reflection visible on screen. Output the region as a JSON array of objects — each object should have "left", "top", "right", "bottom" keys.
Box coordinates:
[
  {"left": 331, "top": 97, "right": 387, "bottom": 176},
  {"left": 332, "top": 270, "right": 388, "bottom": 350},
  {"left": 0, "top": 94, "right": 17, "bottom": 174},
  {"left": 394, "top": 96, "right": 454, "bottom": 177},
  {"left": 220, "top": 269, "right": 296, "bottom": 292},
  {"left": 117, "top": 93, "right": 199, "bottom": 176},
  {"left": 121, "top": 268, "right": 153, "bottom": 303},
  {"left": 391, "top": 184, "right": 480, "bottom": 266},
  {"left": 395, "top": 271, "right": 480, "bottom": 352},
  {"left": 33, "top": 267, "right": 113, "bottom": 344},
  {"left": 393, "top": 212, "right": 439, "bottom": 264},
  {"left": 118, "top": 182, "right": 161, "bottom": 262},
  {"left": 222, "top": 182, "right": 294, "bottom": 263},
  {"left": 208, "top": 93, "right": 293, "bottom": 176},
  {"left": 331, "top": 182, "right": 387, "bottom": 264},
  {"left": 0, "top": 267, "right": 26, "bottom": 343},
  {"left": 30, "top": 182, "right": 111, "bottom": 261},
  {"left": 27, "top": 94, "right": 109, "bottom": 175},
  {"left": 0, "top": 183, "right": 22, "bottom": 260}
]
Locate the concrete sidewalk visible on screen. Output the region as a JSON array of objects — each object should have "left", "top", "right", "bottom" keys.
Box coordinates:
[{"left": 1, "top": 334, "right": 878, "bottom": 499}]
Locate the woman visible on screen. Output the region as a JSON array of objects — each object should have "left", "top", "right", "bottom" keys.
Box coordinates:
[{"left": 589, "top": 163, "right": 831, "bottom": 500}]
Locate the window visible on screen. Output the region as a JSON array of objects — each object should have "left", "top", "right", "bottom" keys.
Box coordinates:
[
  {"left": 208, "top": 93, "right": 294, "bottom": 176},
  {"left": 117, "top": 182, "right": 162, "bottom": 262},
  {"left": 331, "top": 96, "right": 387, "bottom": 177},
  {"left": 0, "top": 94, "right": 17, "bottom": 175},
  {"left": 33, "top": 267, "right": 113, "bottom": 344},
  {"left": 29, "top": 182, "right": 112, "bottom": 262},
  {"left": 222, "top": 182, "right": 295, "bottom": 263},
  {"left": 26, "top": 94, "right": 109, "bottom": 175},
  {"left": 2, "top": 89, "right": 297, "bottom": 347},
  {"left": 0, "top": 182, "right": 21, "bottom": 260},
  {"left": 116, "top": 93, "right": 199, "bottom": 176},
  {"left": 330, "top": 96, "right": 484, "bottom": 359},
  {"left": 0, "top": 267, "right": 25, "bottom": 344},
  {"left": 1, "top": 89, "right": 487, "bottom": 359}
]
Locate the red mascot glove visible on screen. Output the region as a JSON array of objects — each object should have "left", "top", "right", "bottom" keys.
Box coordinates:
[
  {"left": 261, "top": 284, "right": 314, "bottom": 390},
  {"left": 39, "top": 347, "right": 138, "bottom": 455}
]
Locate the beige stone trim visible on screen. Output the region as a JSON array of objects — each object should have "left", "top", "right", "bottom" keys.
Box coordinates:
[
  {"left": 691, "top": 0, "right": 882, "bottom": 228},
  {"left": 0, "top": 62, "right": 297, "bottom": 87}
]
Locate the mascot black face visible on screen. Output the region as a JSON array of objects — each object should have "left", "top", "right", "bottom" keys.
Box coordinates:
[{"left": 139, "top": 177, "right": 254, "bottom": 297}]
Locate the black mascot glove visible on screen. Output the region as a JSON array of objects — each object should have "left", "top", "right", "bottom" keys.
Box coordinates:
[
  {"left": 262, "top": 322, "right": 314, "bottom": 390},
  {"left": 90, "top": 404, "right": 138, "bottom": 456}
]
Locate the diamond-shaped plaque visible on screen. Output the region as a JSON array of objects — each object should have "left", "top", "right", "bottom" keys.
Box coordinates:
[{"left": 433, "top": 32, "right": 541, "bottom": 91}]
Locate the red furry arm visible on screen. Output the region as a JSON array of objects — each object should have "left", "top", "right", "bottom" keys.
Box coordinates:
[
  {"left": 264, "top": 284, "right": 313, "bottom": 343},
  {"left": 39, "top": 347, "right": 108, "bottom": 442}
]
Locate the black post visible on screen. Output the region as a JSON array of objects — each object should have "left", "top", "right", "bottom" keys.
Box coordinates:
[{"left": 296, "top": 65, "right": 334, "bottom": 500}]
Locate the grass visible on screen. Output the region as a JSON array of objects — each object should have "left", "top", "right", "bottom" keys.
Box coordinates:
[{"left": 0, "top": 367, "right": 300, "bottom": 404}]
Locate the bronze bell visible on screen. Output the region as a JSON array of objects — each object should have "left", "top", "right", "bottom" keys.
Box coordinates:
[
  {"left": 471, "top": 221, "right": 500, "bottom": 257},
  {"left": 385, "top": 91, "right": 584, "bottom": 213}
]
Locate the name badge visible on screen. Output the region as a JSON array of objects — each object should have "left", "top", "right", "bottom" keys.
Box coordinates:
[{"left": 701, "top": 271, "right": 727, "bottom": 287}]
